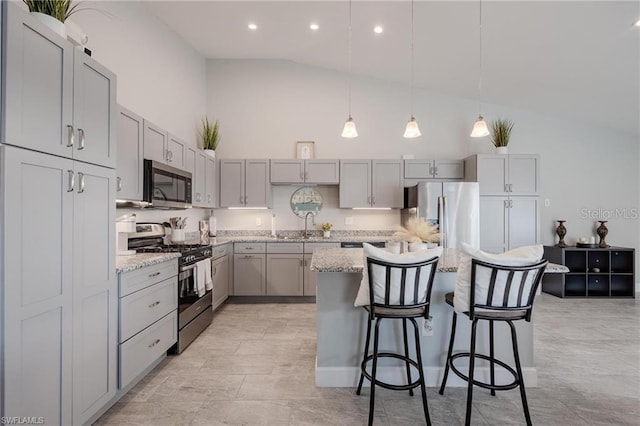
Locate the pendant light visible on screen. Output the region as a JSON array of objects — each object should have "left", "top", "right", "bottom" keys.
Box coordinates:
[
  {"left": 341, "top": 0, "right": 358, "bottom": 138},
  {"left": 403, "top": 0, "right": 421, "bottom": 138},
  {"left": 470, "top": 0, "right": 490, "bottom": 138}
]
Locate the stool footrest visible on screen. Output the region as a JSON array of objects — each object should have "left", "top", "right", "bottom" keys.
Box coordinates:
[
  {"left": 361, "top": 352, "right": 422, "bottom": 391},
  {"left": 449, "top": 352, "right": 520, "bottom": 391}
]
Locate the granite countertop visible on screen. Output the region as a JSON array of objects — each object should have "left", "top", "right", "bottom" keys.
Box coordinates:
[
  {"left": 116, "top": 252, "right": 181, "bottom": 273},
  {"left": 214, "top": 235, "right": 394, "bottom": 244},
  {"left": 309, "top": 248, "right": 570, "bottom": 274}
]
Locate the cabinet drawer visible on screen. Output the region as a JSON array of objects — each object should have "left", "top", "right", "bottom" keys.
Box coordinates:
[
  {"left": 304, "top": 242, "right": 341, "bottom": 254},
  {"left": 119, "top": 311, "right": 177, "bottom": 389},
  {"left": 119, "top": 259, "right": 178, "bottom": 297},
  {"left": 235, "top": 242, "right": 266, "bottom": 253},
  {"left": 268, "top": 242, "right": 303, "bottom": 254},
  {"left": 120, "top": 277, "right": 177, "bottom": 342},
  {"left": 212, "top": 245, "right": 230, "bottom": 258}
]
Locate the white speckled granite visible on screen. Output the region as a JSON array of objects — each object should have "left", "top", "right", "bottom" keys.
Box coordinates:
[
  {"left": 218, "top": 235, "right": 393, "bottom": 244},
  {"left": 116, "top": 252, "right": 181, "bottom": 273},
  {"left": 310, "top": 248, "right": 569, "bottom": 274}
]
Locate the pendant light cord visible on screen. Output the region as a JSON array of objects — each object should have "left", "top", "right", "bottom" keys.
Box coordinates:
[
  {"left": 477, "top": 0, "right": 483, "bottom": 115},
  {"left": 410, "top": 0, "right": 415, "bottom": 118},
  {"left": 347, "top": 0, "right": 353, "bottom": 118}
]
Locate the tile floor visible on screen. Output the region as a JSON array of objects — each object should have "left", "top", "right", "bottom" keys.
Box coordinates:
[{"left": 95, "top": 294, "right": 640, "bottom": 425}]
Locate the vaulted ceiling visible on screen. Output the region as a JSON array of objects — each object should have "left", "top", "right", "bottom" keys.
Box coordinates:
[{"left": 146, "top": 1, "right": 640, "bottom": 137}]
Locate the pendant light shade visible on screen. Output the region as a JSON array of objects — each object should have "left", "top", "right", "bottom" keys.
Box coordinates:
[
  {"left": 342, "top": 0, "right": 357, "bottom": 139},
  {"left": 470, "top": 115, "right": 490, "bottom": 137},
  {"left": 404, "top": 0, "right": 421, "bottom": 139},
  {"left": 342, "top": 116, "right": 358, "bottom": 138},
  {"left": 403, "top": 116, "right": 421, "bottom": 138},
  {"left": 470, "top": 0, "right": 488, "bottom": 138}
]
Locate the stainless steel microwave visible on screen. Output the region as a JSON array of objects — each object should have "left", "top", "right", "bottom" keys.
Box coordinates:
[{"left": 143, "top": 160, "right": 192, "bottom": 209}]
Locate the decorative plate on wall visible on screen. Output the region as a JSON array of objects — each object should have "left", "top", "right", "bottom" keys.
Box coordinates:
[{"left": 290, "top": 186, "right": 323, "bottom": 218}]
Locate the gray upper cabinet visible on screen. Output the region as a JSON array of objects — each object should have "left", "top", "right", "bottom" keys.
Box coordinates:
[
  {"left": 116, "top": 106, "right": 144, "bottom": 200},
  {"left": 143, "top": 120, "right": 168, "bottom": 163},
  {"left": 404, "top": 159, "right": 464, "bottom": 180},
  {"left": 219, "top": 159, "right": 270, "bottom": 208},
  {"left": 72, "top": 50, "right": 117, "bottom": 168},
  {"left": 205, "top": 156, "right": 217, "bottom": 208},
  {"left": 167, "top": 134, "right": 186, "bottom": 169},
  {"left": 270, "top": 159, "right": 339, "bottom": 184},
  {"left": 187, "top": 147, "right": 216, "bottom": 208},
  {"left": 465, "top": 154, "right": 539, "bottom": 196},
  {"left": 340, "top": 160, "right": 403, "bottom": 208},
  {"left": 4, "top": 5, "right": 115, "bottom": 169}
]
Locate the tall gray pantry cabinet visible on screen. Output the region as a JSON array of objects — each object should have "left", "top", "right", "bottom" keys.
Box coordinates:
[{"left": 1, "top": 4, "right": 117, "bottom": 425}]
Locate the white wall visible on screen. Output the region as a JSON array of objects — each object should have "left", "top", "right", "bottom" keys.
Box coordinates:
[{"left": 207, "top": 59, "right": 639, "bottom": 279}]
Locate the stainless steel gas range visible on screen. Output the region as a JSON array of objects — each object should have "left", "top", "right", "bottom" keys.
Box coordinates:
[{"left": 129, "top": 223, "right": 213, "bottom": 354}]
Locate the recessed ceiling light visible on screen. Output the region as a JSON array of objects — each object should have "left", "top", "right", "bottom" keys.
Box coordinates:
[
  {"left": 373, "top": 26, "right": 383, "bottom": 34},
  {"left": 248, "top": 23, "right": 258, "bottom": 31},
  {"left": 310, "top": 23, "right": 319, "bottom": 31}
]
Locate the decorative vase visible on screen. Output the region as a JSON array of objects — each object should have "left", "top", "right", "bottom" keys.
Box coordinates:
[
  {"left": 596, "top": 221, "right": 609, "bottom": 248},
  {"left": 408, "top": 242, "right": 428, "bottom": 252},
  {"left": 31, "top": 12, "right": 67, "bottom": 38},
  {"left": 323, "top": 231, "right": 330, "bottom": 238},
  {"left": 204, "top": 149, "right": 216, "bottom": 159},
  {"left": 495, "top": 146, "right": 508, "bottom": 154},
  {"left": 555, "top": 220, "right": 567, "bottom": 247}
]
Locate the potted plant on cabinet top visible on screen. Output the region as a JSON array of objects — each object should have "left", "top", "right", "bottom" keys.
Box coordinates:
[
  {"left": 23, "top": 0, "right": 80, "bottom": 38},
  {"left": 321, "top": 223, "right": 332, "bottom": 238},
  {"left": 201, "top": 117, "right": 220, "bottom": 158},
  {"left": 490, "top": 118, "right": 514, "bottom": 154}
]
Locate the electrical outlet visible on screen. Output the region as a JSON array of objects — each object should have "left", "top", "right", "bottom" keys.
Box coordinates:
[
  {"left": 422, "top": 316, "right": 433, "bottom": 336},
  {"left": 345, "top": 216, "right": 354, "bottom": 225},
  {"left": 544, "top": 198, "right": 551, "bottom": 207},
  {"left": 256, "top": 217, "right": 262, "bottom": 226}
]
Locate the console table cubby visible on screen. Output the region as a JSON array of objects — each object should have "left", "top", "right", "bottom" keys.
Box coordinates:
[{"left": 542, "top": 246, "right": 635, "bottom": 298}]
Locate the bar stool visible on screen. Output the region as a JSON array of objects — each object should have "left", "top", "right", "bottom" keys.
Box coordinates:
[
  {"left": 438, "top": 258, "right": 548, "bottom": 426},
  {"left": 356, "top": 255, "right": 440, "bottom": 426}
]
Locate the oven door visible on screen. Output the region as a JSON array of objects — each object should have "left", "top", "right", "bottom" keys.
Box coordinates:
[
  {"left": 143, "top": 159, "right": 192, "bottom": 209},
  {"left": 177, "top": 264, "right": 212, "bottom": 330}
]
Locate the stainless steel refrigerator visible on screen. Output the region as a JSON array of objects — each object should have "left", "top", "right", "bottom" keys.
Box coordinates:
[{"left": 401, "top": 182, "right": 480, "bottom": 249}]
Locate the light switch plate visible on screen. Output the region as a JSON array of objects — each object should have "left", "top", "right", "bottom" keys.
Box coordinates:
[{"left": 256, "top": 217, "right": 262, "bottom": 226}]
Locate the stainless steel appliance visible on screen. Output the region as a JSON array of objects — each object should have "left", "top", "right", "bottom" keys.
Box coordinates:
[
  {"left": 128, "top": 223, "right": 212, "bottom": 354},
  {"left": 340, "top": 242, "right": 386, "bottom": 248},
  {"left": 143, "top": 160, "right": 192, "bottom": 209},
  {"left": 401, "top": 182, "right": 480, "bottom": 249}
]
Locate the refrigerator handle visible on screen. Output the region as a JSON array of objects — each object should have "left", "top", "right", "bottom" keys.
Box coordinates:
[{"left": 438, "top": 196, "right": 446, "bottom": 248}]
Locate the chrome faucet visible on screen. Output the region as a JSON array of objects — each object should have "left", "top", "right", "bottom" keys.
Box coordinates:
[{"left": 304, "top": 212, "right": 314, "bottom": 239}]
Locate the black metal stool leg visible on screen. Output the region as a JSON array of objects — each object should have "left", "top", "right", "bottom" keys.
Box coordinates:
[
  {"left": 465, "top": 319, "right": 479, "bottom": 426},
  {"left": 402, "top": 318, "right": 414, "bottom": 397},
  {"left": 489, "top": 319, "right": 496, "bottom": 396},
  {"left": 438, "top": 311, "right": 458, "bottom": 395},
  {"left": 508, "top": 320, "right": 533, "bottom": 426},
  {"left": 357, "top": 314, "right": 373, "bottom": 395},
  {"left": 411, "top": 318, "right": 431, "bottom": 426},
  {"left": 368, "top": 319, "right": 382, "bottom": 426}
]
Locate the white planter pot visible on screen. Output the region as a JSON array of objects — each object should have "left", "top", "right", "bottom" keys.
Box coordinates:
[
  {"left": 323, "top": 231, "right": 331, "bottom": 238},
  {"left": 204, "top": 149, "right": 216, "bottom": 159},
  {"left": 495, "top": 146, "right": 508, "bottom": 154},
  {"left": 408, "top": 242, "right": 428, "bottom": 252},
  {"left": 31, "top": 12, "right": 67, "bottom": 38}
]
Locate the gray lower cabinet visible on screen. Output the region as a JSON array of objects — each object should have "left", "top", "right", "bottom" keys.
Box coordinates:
[
  {"left": 118, "top": 260, "right": 178, "bottom": 389},
  {"left": 1, "top": 145, "right": 117, "bottom": 424},
  {"left": 4, "top": 3, "right": 116, "bottom": 168},
  {"left": 479, "top": 196, "right": 539, "bottom": 253},
  {"left": 116, "top": 106, "right": 144, "bottom": 200},
  {"left": 267, "top": 242, "right": 305, "bottom": 296},
  {"left": 233, "top": 243, "right": 267, "bottom": 295},
  {"left": 212, "top": 245, "right": 231, "bottom": 310}
]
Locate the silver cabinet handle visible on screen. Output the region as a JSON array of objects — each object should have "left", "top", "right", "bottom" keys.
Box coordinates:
[
  {"left": 77, "top": 172, "right": 85, "bottom": 194},
  {"left": 148, "top": 301, "right": 160, "bottom": 308},
  {"left": 116, "top": 176, "right": 122, "bottom": 192},
  {"left": 428, "top": 165, "right": 433, "bottom": 176},
  {"left": 367, "top": 196, "right": 371, "bottom": 205},
  {"left": 196, "top": 193, "right": 201, "bottom": 202},
  {"left": 304, "top": 260, "right": 308, "bottom": 267},
  {"left": 504, "top": 184, "right": 508, "bottom": 193},
  {"left": 243, "top": 255, "right": 253, "bottom": 259},
  {"left": 148, "top": 339, "right": 161, "bottom": 348},
  {"left": 371, "top": 196, "right": 375, "bottom": 206},
  {"left": 304, "top": 172, "right": 308, "bottom": 180},
  {"left": 300, "top": 259, "right": 303, "bottom": 267},
  {"left": 207, "top": 194, "right": 212, "bottom": 203},
  {"left": 213, "top": 267, "right": 217, "bottom": 276},
  {"left": 433, "top": 166, "right": 438, "bottom": 176},
  {"left": 169, "top": 150, "right": 173, "bottom": 162},
  {"left": 300, "top": 171, "right": 304, "bottom": 181},
  {"left": 148, "top": 272, "right": 161, "bottom": 278},
  {"left": 77, "top": 128, "right": 85, "bottom": 150},
  {"left": 67, "top": 125, "right": 75, "bottom": 147},
  {"left": 245, "top": 247, "right": 254, "bottom": 250},
  {"left": 67, "top": 170, "right": 75, "bottom": 192},
  {"left": 504, "top": 199, "right": 509, "bottom": 209},
  {"left": 244, "top": 196, "right": 248, "bottom": 204},
  {"left": 509, "top": 183, "right": 513, "bottom": 192}
]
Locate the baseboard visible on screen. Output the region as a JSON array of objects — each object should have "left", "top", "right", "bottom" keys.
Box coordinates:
[{"left": 315, "top": 362, "right": 538, "bottom": 388}]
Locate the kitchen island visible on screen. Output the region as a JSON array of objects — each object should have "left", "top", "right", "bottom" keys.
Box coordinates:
[{"left": 310, "top": 248, "right": 567, "bottom": 388}]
